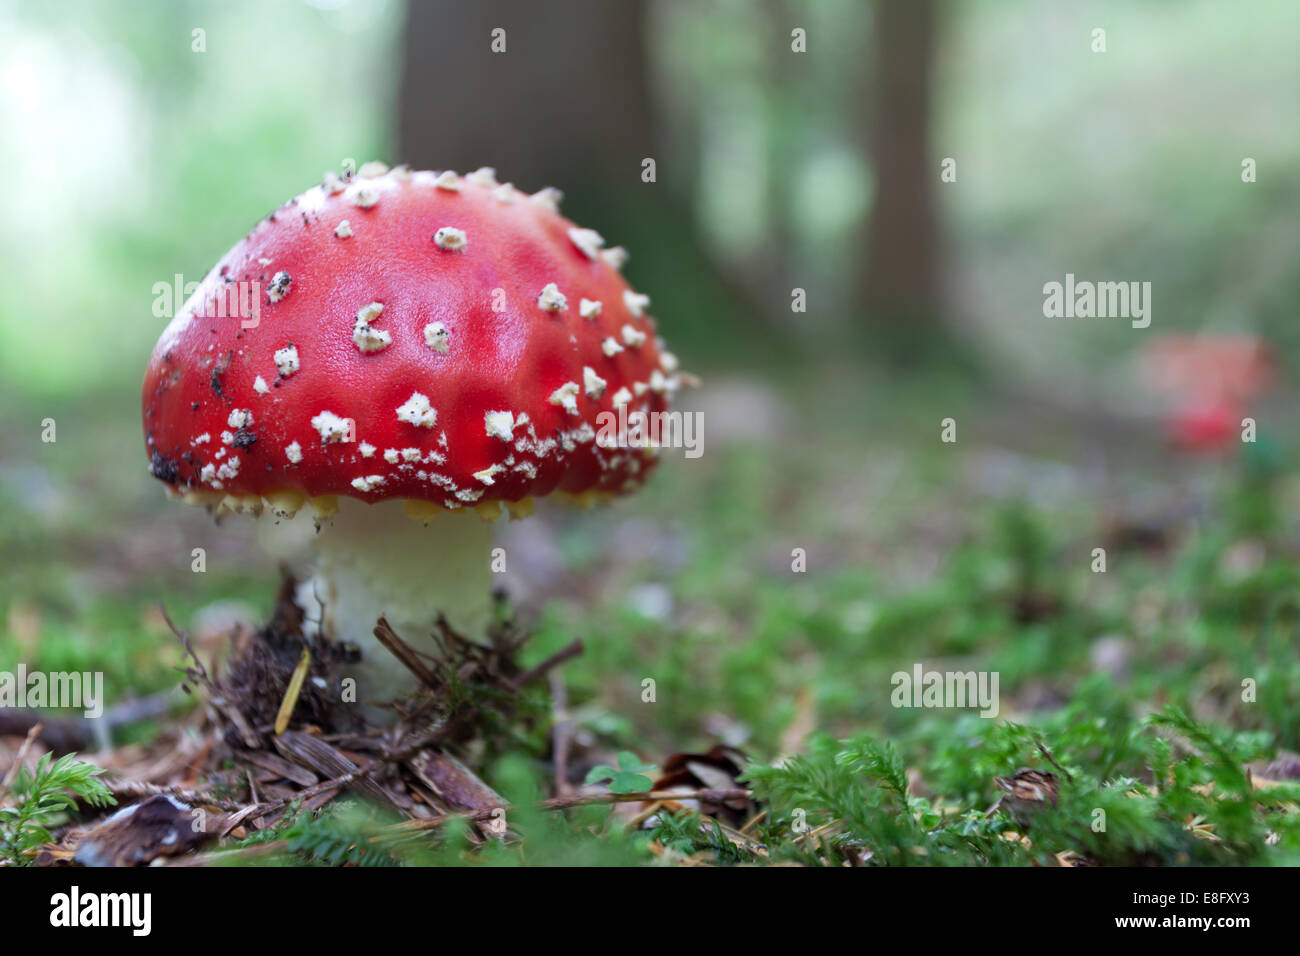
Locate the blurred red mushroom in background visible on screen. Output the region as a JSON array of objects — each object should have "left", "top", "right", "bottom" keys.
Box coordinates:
[
  {"left": 1166, "top": 396, "right": 1244, "bottom": 452},
  {"left": 1138, "top": 334, "right": 1274, "bottom": 453}
]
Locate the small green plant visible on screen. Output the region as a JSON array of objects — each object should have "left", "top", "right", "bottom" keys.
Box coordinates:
[
  {"left": 585, "top": 751, "right": 659, "bottom": 794},
  {"left": 281, "top": 802, "right": 404, "bottom": 867},
  {"left": 734, "top": 704, "right": 1300, "bottom": 867},
  {"left": 646, "top": 809, "right": 754, "bottom": 863},
  {"left": 0, "top": 753, "right": 115, "bottom": 866}
]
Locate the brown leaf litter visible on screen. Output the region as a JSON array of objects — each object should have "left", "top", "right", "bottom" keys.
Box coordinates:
[{"left": 3, "top": 572, "right": 752, "bottom": 866}]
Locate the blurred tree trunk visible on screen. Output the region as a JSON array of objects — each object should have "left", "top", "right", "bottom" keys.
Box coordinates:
[
  {"left": 861, "top": 0, "right": 941, "bottom": 358},
  {"left": 398, "top": 0, "right": 654, "bottom": 200}
]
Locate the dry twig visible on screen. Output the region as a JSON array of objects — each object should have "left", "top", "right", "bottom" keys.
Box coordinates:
[{"left": 0, "top": 723, "right": 43, "bottom": 805}]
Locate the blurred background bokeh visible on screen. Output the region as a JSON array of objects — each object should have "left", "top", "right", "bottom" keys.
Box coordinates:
[{"left": 2, "top": 0, "right": 1298, "bottom": 760}]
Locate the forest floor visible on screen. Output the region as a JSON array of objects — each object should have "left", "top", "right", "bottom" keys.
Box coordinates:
[{"left": 3, "top": 362, "right": 1300, "bottom": 866}]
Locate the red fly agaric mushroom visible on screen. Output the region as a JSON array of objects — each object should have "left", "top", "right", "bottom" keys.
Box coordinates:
[{"left": 142, "top": 163, "right": 683, "bottom": 698}]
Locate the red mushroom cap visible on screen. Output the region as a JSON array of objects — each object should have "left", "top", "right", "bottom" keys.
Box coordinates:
[
  {"left": 142, "top": 165, "right": 679, "bottom": 519},
  {"left": 1140, "top": 334, "right": 1274, "bottom": 404},
  {"left": 1169, "top": 396, "right": 1242, "bottom": 453}
]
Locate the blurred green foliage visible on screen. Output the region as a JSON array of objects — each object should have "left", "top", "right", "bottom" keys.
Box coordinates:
[{"left": 0, "top": 0, "right": 398, "bottom": 396}]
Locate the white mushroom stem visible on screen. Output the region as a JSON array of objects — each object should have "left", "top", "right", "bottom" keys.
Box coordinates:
[{"left": 295, "top": 499, "right": 496, "bottom": 705}]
